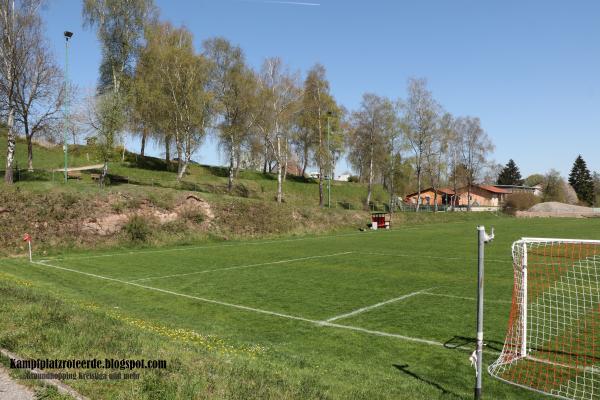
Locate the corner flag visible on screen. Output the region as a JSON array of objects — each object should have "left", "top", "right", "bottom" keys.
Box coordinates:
[{"left": 23, "top": 233, "right": 32, "bottom": 262}]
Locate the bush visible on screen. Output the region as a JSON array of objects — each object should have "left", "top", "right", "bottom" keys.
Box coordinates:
[
  {"left": 347, "top": 175, "right": 360, "bottom": 183},
  {"left": 179, "top": 206, "right": 205, "bottom": 224},
  {"left": 503, "top": 192, "right": 541, "bottom": 212},
  {"left": 123, "top": 215, "right": 152, "bottom": 242}
]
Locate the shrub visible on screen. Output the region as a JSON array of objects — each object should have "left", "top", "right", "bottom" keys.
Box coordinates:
[
  {"left": 111, "top": 201, "right": 126, "bottom": 214},
  {"left": 123, "top": 215, "right": 152, "bottom": 242},
  {"left": 179, "top": 206, "right": 205, "bottom": 224},
  {"left": 348, "top": 175, "right": 360, "bottom": 183},
  {"left": 146, "top": 191, "right": 175, "bottom": 210},
  {"left": 503, "top": 192, "right": 541, "bottom": 212}
]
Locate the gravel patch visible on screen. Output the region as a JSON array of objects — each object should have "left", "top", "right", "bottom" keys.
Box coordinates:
[{"left": 0, "top": 365, "right": 34, "bottom": 400}]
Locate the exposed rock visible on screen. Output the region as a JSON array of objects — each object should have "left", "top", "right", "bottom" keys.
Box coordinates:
[{"left": 82, "top": 193, "right": 214, "bottom": 235}]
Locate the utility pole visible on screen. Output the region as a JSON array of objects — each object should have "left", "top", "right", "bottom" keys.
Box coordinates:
[{"left": 63, "top": 31, "right": 73, "bottom": 183}]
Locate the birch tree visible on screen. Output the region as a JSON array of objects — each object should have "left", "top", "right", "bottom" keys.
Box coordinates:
[
  {"left": 423, "top": 112, "right": 452, "bottom": 211},
  {"left": 300, "top": 64, "right": 339, "bottom": 207},
  {"left": 348, "top": 93, "right": 396, "bottom": 208},
  {"left": 401, "top": 78, "right": 441, "bottom": 211},
  {"left": 1, "top": 0, "right": 43, "bottom": 183},
  {"left": 257, "top": 57, "right": 301, "bottom": 202},
  {"left": 142, "top": 23, "right": 214, "bottom": 179},
  {"left": 83, "top": 0, "right": 155, "bottom": 182},
  {"left": 203, "top": 37, "right": 259, "bottom": 192},
  {"left": 456, "top": 116, "right": 494, "bottom": 210},
  {"left": 13, "top": 22, "right": 64, "bottom": 171}
]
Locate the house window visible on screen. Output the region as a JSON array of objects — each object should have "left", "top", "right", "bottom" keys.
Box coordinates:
[{"left": 425, "top": 196, "right": 431, "bottom": 205}]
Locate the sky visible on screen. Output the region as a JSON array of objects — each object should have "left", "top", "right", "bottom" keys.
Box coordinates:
[{"left": 41, "top": 0, "right": 600, "bottom": 177}]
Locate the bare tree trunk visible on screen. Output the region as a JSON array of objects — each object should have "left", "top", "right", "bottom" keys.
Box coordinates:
[
  {"left": 100, "top": 161, "right": 108, "bottom": 187},
  {"left": 140, "top": 128, "right": 147, "bottom": 156},
  {"left": 4, "top": 107, "right": 16, "bottom": 183},
  {"left": 176, "top": 139, "right": 184, "bottom": 181},
  {"left": 282, "top": 139, "right": 288, "bottom": 182},
  {"left": 366, "top": 146, "right": 374, "bottom": 208},
  {"left": 234, "top": 144, "right": 241, "bottom": 178},
  {"left": 262, "top": 135, "right": 268, "bottom": 174},
  {"left": 228, "top": 135, "right": 235, "bottom": 192},
  {"left": 318, "top": 168, "right": 324, "bottom": 207},
  {"left": 165, "top": 138, "right": 171, "bottom": 164},
  {"left": 389, "top": 162, "right": 395, "bottom": 214},
  {"left": 317, "top": 92, "right": 324, "bottom": 207},
  {"left": 23, "top": 118, "right": 34, "bottom": 171},
  {"left": 26, "top": 134, "right": 33, "bottom": 171},
  {"left": 177, "top": 146, "right": 189, "bottom": 181},
  {"left": 276, "top": 134, "right": 283, "bottom": 203},
  {"left": 301, "top": 147, "right": 308, "bottom": 177},
  {"left": 415, "top": 166, "right": 422, "bottom": 212},
  {"left": 467, "top": 183, "right": 472, "bottom": 212}
]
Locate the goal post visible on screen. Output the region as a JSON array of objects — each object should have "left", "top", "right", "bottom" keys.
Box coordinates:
[{"left": 489, "top": 237, "right": 600, "bottom": 400}]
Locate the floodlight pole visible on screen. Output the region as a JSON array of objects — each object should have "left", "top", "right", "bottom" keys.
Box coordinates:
[
  {"left": 475, "top": 226, "right": 494, "bottom": 400},
  {"left": 63, "top": 31, "right": 73, "bottom": 183},
  {"left": 327, "top": 111, "right": 332, "bottom": 208}
]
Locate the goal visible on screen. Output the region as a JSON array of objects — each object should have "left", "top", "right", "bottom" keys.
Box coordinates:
[{"left": 489, "top": 238, "right": 600, "bottom": 400}]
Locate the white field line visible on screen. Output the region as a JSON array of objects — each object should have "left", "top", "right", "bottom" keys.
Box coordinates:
[
  {"left": 41, "top": 221, "right": 474, "bottom": 262},
  {"left": 325, "top": 288, "right": 436, "bottom": 322},
  {"left": 28, "top": 260, "right": 495, "bottom": 352},
  {"left": 31, "top": 260, "right": 317, "bottom": 324},
  {"left": 129, "top": 252, "right": 353, "bottom": 283},
  {"left": 526, "top": 355, "right": 600, "bottom": 374},
  {"left": 362, "top": 251, "right": 509, "bottom": 264},
  {"left": 422, "top": 292, "right": 513, "bottom": 305}
]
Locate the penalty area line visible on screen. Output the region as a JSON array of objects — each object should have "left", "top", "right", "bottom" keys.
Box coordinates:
[
  {"left": 30, "top": 260, "right": 460, "bottom": 350},
  {"left": 325, "top": 288, "right": 436, "bottom": 322},
  {"left": 422, "top": 292, "right": 512, "bottom": 304},
  {"left": 129, "top": 252, "right": 353, "bottom": 283}
]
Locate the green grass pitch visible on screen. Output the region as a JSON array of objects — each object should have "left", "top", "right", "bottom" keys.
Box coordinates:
[{"left": 1, "top": 215, "right": 599, "bottom": 399}]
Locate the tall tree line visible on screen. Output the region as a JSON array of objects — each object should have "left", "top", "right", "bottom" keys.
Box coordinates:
[
  {"left": 347, "top": 78, "right": 494, "bottom": 211},
  {"left": 2, "top": 1, "right": 500, "bottom": 210}
]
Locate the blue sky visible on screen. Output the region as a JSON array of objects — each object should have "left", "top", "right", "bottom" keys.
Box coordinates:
[{"left": 41, "top": 0, "right": 600, "bottom": 177}]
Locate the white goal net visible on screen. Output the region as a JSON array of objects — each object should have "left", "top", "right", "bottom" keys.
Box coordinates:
[{"left": 489, "top": 238, "right": 600, "bottom": 400}]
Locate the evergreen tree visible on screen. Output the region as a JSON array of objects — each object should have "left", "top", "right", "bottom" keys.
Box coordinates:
[
  {"left": 568, "top": 155, "right": 594, "bottom": 205},
  {"left": 593, "top": 172, "right": 600, "bottom": 207},
  {"left": 497, "top": 159, "right": 523, "bottom": 185}
]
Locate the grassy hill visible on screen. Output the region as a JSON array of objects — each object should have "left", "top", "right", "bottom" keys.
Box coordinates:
[
  {"left": 0, "top": 133, "right": 408, "bottom": 257},
  {"left": 0, "top": 132, "right": 387, "bottom": 210}
]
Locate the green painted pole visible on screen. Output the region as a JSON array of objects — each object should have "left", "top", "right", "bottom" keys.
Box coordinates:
[
  {"left": 327, "top": 115, "right": 331, "bottom": 208},
  {"left": 63, "top": 36, "right": 70, "bottom": 183}
]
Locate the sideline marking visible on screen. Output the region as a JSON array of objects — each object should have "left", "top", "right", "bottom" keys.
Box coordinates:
[
  {"left": 129, "top": 252, "right": 353, "bottom": 282},
  {"left": 30, "top": 260, "right": 483, "bottom": 351},
  {"left": 41, "top": 221, "right": 474, "bottom": 262},
  {"left": 325, "top": 288, "right": 436, "bottom": 322},
  {"left": 362, "top": 252, "right": 509, "bottom": 264}
]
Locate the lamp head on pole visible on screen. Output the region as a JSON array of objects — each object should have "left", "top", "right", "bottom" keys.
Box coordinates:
[{"left": 64, "top": 31, "right": 73, "bottom": 41}]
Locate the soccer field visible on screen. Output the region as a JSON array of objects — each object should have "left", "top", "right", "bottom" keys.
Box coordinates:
[{"left": 2, "top": 216, "right": 599, "bottom": 399}]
